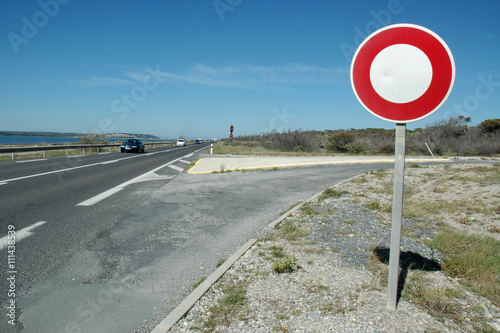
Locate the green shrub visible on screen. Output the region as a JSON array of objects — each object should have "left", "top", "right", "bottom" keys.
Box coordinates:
[
  {"left": 273, "top": 256, "right": 297, "bottom": 274},
  {"left": 318, "top": 188, "right": 349, "bottom": 201},
  {"left": 326, "top": 132, "right": 355, "bottom": 152},
  {"left": 479, "top": 118, "right": 500, "bottom": 132}
]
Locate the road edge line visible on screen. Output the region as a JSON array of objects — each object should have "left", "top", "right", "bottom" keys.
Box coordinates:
[
  {"left": 0, "top": 221, "right": 47, "bottom": 250},
  {"left": 151, "top": 238, "right": 257, "bottom": 333}
]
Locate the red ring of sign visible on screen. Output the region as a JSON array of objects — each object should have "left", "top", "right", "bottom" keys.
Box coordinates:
[{"left": 351, "top": 25, "right": 455, "bottom": 123}]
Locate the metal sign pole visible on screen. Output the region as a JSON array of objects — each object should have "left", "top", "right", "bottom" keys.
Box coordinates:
[
  {"left": 350, "top": 24, "right": 455, "bottom": 312},
  {"left": 387, "top": 123, "right": 406, "bottom": 311},
  {"left": 229, "top": 125, "right": 234, "bottom": 155}
]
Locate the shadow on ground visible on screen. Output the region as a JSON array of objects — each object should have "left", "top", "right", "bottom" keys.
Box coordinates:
[{"left": 373, "top": 246, "right": 442, "bottom": 305}]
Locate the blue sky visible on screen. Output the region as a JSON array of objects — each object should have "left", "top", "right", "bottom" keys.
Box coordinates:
[{"left": 1, "top": 0, "right": 499, "bottom": 139}]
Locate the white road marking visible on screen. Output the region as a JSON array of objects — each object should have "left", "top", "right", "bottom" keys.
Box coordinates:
[
  {"left": 0, "top": 221, "right": 47, "bottom": 251},
  {"left": 1, "top": 145, "right": 208, "bottom": 185},
  {"left": 132, "top": 173, "right": 175, "bottom": 183},
  {"left": 1, "top": 161, "right": 105, "bottom": 184},
  {"left": 0, "top": 147, "right": 173, "bottom": 184},
  {"left": 76, "top": 187, "right": 124, "bottom": 206},
  {"left": 76, "top": 152, "right": 199, "bottom": 206},
  {"left": 67, "top": 155, "right": 86, "bottom": 158},
  {"left": 168, "top": 164, "right": 184, "bottom": 172},
  {"left": 16, "top": 159, "right": 48, "bottom": 163},
  {"left": 178, "top": 159, "right": 190, "bottom": 164},
  {"left": 101, "top": 159, "right": 120, "bottom": 165}
]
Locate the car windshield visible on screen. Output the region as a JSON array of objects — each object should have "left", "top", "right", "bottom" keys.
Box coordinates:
[{"left": 125, "top": 139, "right": 139, "bottom": 144}]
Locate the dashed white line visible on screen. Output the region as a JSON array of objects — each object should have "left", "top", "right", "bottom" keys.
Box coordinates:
[
  {"left": 101, "top": 159, "right": 120, "bottom": 165},
  {"left": 168, "top": 164, "right": 184, "bottom": 172},
  {"left": 76, "top": 151, "right": 200, "bottom": 206},
  {"left": 16, "top": 158, "right": 48, "bottom": 163},
  {"left": 0, "top": 221, "right": 47, "bottom": 250},
  {"left": 76, "top": 187, "right": 124, "bottom": 207}
]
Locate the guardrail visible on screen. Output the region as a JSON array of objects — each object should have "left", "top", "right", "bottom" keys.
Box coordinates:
[{"left": 0, "top": 141, "right": 175, "bottom": 160}]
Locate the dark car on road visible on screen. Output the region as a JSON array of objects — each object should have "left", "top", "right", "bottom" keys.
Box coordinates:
[{"left": 120, "top": 139, "right": 145, "bottom": 153}]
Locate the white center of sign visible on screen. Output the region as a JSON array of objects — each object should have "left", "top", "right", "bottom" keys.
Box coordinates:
[{"left": 370, "top": 44, "right": 433, "bottom": 104}]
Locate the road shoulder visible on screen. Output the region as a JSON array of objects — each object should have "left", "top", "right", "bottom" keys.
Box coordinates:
[{"left": 187, "top": 155, "right": 451, "bottom": 174}]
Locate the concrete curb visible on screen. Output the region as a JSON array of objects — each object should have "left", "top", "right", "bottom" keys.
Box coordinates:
[
  {"left": 151, "top": 238, "right": 257, "bottom": 333},
  {"left": 150, "top": 180, "right": 343, "bottom": 332},
  {"left": 151, "top": 159, "right": 448, "bottom": 332},
  {"left": 187, "top": 157, "right": 451, "bottom": 174}
]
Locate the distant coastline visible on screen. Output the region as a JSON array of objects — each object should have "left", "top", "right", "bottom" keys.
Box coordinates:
[
  {"left": 0, "top": 131, "right": 165, "bottom": 145},
  {"left": 0, "top": 131, "right": 163, "bottom": 140}
]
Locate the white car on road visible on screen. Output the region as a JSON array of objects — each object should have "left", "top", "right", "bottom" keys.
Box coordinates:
[{"left": 176, "top": 139, "right": 186, "bottom": 147}]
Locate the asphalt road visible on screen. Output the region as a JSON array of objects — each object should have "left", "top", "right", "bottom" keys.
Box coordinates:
[
  {"left": 0, "top": 143, "right": 209, "bottom": 332},
  {"left": 0, "top": 147, "right": 395, "bottom": 333}
]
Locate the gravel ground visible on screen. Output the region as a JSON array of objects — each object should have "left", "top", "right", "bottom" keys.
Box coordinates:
[{"left": 170, "top": 163, "right": 500, "bottom": 332}]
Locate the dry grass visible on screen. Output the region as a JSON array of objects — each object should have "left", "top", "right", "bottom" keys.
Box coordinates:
[{"left": 337, "top": 163, "right": 500, "bottom": 241}]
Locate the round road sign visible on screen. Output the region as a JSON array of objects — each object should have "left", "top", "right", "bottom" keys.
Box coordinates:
[{"left": 351, "top": 24, "right": 455, "bottom": 123}]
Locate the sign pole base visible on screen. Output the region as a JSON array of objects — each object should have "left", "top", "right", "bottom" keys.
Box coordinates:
[{"left": 387, "top": 123, "right": 406, "bottom": 311}]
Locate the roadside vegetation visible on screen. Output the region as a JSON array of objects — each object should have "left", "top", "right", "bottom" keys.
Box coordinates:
[
  {"left": 189, "top": 163, "right": 500, "bottom": 332},
  {"left": 213, "top": 116, "right": 500, "bottom": 156},
  {"left": 345, "top": 163, "right": 500, "bottom": 330}
]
